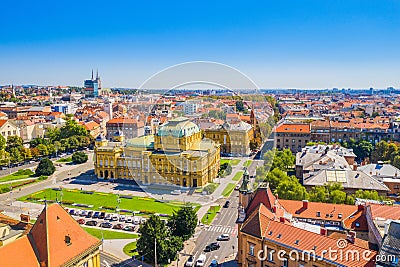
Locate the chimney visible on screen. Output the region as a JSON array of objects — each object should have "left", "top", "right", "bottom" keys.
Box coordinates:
[
  {"left": 302, "top": 199, "right": 309, "bottom": 209},
  {"left": 280, "top": 217, "right": 285, "bottom": 223},
  {"left": 357, "top": 204, "right": 364, "bottom": 211},
  {"left": 320, "top": 228, "right": 327, "bottom": 236},
  {"left": 20, "top": 214, "right": 30, "bottom": 223}
]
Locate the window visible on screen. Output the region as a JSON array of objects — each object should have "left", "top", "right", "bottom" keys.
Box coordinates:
[{"left": 249, "top": 243, "right": 255, "bottom": 256}]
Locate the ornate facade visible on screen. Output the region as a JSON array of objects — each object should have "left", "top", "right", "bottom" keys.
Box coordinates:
[{"left": 94, "top": 117, "right": 220, "bottom": 187}]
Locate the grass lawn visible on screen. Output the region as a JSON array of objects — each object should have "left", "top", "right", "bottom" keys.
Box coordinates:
[
  {"left": 231, "top": 159, "right": 240, "bottom": 166},
  {"left": 18, "top": 188, "right": 199, "bottom": 215},
  {"left": 0, "top": 179, "right": 36, "bottom": 194},
  {"left": 201, "top": 205, "right": 221, "bottom": 225},
  {"left": 243, "top": 160, "right": 252, "bottom": 167},
  {"left": 222, "top": 183, "right": 236, "bottom": 197},
  {"left": 83, "top": 227, "right": 139, "bottom": 240},
  {"left": 202, "top": 182, "right": 219, "bottom": 194},
  {"left": 56, "top": 157, "right": 72, "bottom": 163},
  {"left": 0, "top": 169, "right": 34, "bottom": 183},
  {"left": 232, "top": 171, "right": 244, "bottom": 181},
  {"left": 123, "top": 241, "right": 138, "bottom": 257},
  {"left": 220, "top": 159, "right": 231, "bottom": 165}
]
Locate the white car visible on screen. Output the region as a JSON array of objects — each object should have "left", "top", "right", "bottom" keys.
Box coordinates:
[
  {"left": 185, "top": 256, "right": 194, "bottom": 267},
  {"left": 111, "top": 214, "right": 119, "bottom": 221},
  {"left": 140, "top": 218, "right": 146, "bottom": 224},
  {"left": 195, "top": 254, "right": 206, "bottom": 267},
  {"left": 125, "top": 216, "right": 133, "bottom": 223},
  {"left": 133, "top": 217, "right": 140, "bottom": 225},
  {"left": 119, "top": 215, "right": 126, "bottom": 222},
  {"left": 217, "top": 234, "right": 230, "bottom": 241}
]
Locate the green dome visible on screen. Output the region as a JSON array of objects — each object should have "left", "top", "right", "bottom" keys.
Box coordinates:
[{"left": 157, "top": 117, "right": 200, "bottom": 138}]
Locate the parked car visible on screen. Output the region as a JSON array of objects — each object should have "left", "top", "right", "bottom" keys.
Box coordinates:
[
  {"left": 123, "top": 225, "right": 135, "bottom": 232},
  {"left": 195, "top": 254, "right": 206, "bottom": 267},
  {"left": 112, "top": 223, "right": 124, "bottom": 230},
  {"left": 69, "top": 209, "right": 76, "bottom": 216},
  {"left": 216, "top": 234, "right": 230, "bottom": 241},
  {"left": 119, "top": 215, "right": 126, "bottom": 222},
  {"left": 185, "top": 256, "right": 194, "bottom": 267},
  {"left": 140, "top": 218, "right": 147, "bottom": 224},
  {"left": 235, "top": 184, "right": 240, "bottom": 190},
  {"left": 125, "top": 217, "right": 133, "bottom": 223},
  {"left": 111, "top": 214, "right": 119, "bottom": 221},
  {"left": 76, "top": 219, "right": 85, "bottom": 225},
  {"left": 99, "top": 212, "right": 106, "bottom": 219},
  {"left": 223, "top": 201, "right": 230, "bottom": 208},
  {"left": 100, "top": 222, "right": 113, "bottom": 228},
  {"left": 209, "top": 260, "right": 218, "bottom": 267},
  {"left": 204, "top": 242, "right": 220, "bottom": 252},
  {"left": 92, "top": 212, "right": 100, "bottom": 219},
  {"left": 133, "top": 217, "right": 140, "bottom": 225},
  {"left": 79, "top": 210, "right": 87, "bottom": 217},
  {"left": 85, "top": 220, "right": 98, "bottom": 226},
  {"left": 105, "top": 213, "right": 112, "bottom": 220},
  {"left": 86, "top": 211, "right": 93, "bottom": 218}
]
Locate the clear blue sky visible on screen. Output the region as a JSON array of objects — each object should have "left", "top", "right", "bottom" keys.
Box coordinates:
[{"left": 1, "top": 0, "right": 399, "bottom": 89}]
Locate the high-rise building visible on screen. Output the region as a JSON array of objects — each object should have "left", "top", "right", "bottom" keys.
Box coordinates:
[{"left": 84, "top": 70, "right": 101, "bottom": 98}]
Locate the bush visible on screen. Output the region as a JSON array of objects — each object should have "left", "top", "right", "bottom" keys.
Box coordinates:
[
  {"left": 72, "top": 151, "right": 88, "bottom": 164},
  {"left": 35, "top": 158, "right": 55, "bottom": 176}
]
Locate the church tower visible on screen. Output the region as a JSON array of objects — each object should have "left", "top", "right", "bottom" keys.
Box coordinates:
[{"left": 237, "top": 167, "right": 253, "bottom": 223}]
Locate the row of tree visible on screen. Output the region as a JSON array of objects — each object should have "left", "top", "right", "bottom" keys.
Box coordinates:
[
  {"left": 137, "top": 206, "right": 197, "bottom": 264},
  {"left": 0, "top": 120, "right": 93, "bottom": 166}
]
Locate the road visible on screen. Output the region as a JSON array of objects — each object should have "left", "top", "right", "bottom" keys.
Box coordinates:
[{"left": 188, "top": 190, "right": 239, "bottom": 266}]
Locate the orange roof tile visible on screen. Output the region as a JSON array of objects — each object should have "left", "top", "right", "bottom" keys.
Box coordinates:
[
  {"left": 279, "top": 199, "right": 358, "bottom": 222},
  {"left": 275, "top": 123, "right": 311, "bottom": 133},
  {"left": 0, "top": 235, "right": 39, "bottom": 267}
]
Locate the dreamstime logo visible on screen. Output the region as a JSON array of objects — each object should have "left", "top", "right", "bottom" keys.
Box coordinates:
[
  {"left": 117, "top": 61, "right": 276, "bottom": 198},
  {"left": 255, "top": 239, "right": 377, "bottom": 263}
]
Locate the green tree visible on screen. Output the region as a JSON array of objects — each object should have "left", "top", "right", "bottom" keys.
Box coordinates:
[
  {"left": 235, "top": 100, "right": 245, "bottom": 112},
  {"left": 329, "top": 190, "right": 347, "bottom": 204},
  {"left": 354, "top": 140, "right": 373, "bottom": 160},
  {"left": 272, "top": 149, "right": 295, "bottom": 171},
  {"left": 371, "top": 141, "right": 389, "bottom": 162},
  {"left": 6, "top": 136, "right": 23, "bottom": 152},
  {"left": 0, "top": 135, "right": 6, "bottom": 150},
  {"left": 35, "top": 158, "right": 55, "bottom": 176},
  {"left": 308, "top": 186, "right": 328, "bottom": 202},
  {"left": 137, "top": 215, "right": 183, "bottom": 264},
  {"left": 37, "top": 144, "right": 49, "bottom": 156},
  {"left": 265, "top": 168, "right": 289, "bottom": 190},
  {"left": 352, "top": 189, "right": 383, "bottom": 201},
  {"left": 168, "top": 206, "right": 198, "bottom": 241},
  {"left": 392, "top": 155, "right": 400, "bottom": 170},
  {"left": 9, "top": 147, "right": 23, "bottom": 163},
  {"left": 72, "top": 151, "right": 88, "bottom": 164},
  {"left": 275, "top": 176, "right": 307, "bottom": 200}
]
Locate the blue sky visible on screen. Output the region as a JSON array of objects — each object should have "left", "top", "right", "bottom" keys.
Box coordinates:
[{"left": 1, "top": 0, "right": 399, "bottom": 88}]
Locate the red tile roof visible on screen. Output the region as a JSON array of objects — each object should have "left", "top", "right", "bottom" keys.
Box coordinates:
[{"left": 275, "top": 123, "right": 311, "bottom": 133}]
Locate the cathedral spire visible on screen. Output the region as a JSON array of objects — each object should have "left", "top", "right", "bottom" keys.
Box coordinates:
[{"left": 91, "top": 69, "right": 94, "bottom": 80}]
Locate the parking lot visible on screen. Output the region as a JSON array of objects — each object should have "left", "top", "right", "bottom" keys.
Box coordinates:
[{"left": 66, "top": 207, "right": 148, "bottom": 234}]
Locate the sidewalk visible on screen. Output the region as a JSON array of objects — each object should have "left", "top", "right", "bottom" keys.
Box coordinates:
[{"left": 102, "top": 238, "right": 137, "bottom": 260}]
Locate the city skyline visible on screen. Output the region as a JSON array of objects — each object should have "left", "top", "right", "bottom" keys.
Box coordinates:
[{"left": 1, "top": 0, "right": 400, "bottom": 89}]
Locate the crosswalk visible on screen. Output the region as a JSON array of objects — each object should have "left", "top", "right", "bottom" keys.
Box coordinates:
[{"left": 205, "top": 224, "right": 237, "bottom": 235}]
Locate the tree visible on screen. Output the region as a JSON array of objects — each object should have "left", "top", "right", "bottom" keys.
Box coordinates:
[
  {"left": 35, "top": 158, "right": 55, "bottom": 176},
  {"left": 137, "top": 215, "right": 183, "bottom": 264},
  {"left": 353, "top": 140, "right": 373, "bottom": 160},
  {"left": 0, "top": 135, "right": 6, "bottom": 150},
  {"left": 308, "top": 186, "right": 328, "bottom": 202},
  {"left": 6, "top": 135, "right": 23, "bottom": 152},
  {"left": 393, "top": 155, "right": 400, "bottom": 170},
  {"left": 275, "top": 176, "right": 307, "bottom": 200},
  {"left": 265, "top": 168, "right": 289, "bottom": 190},
  {"left": 371, "top": 141, "right": 389, "bottom": 162},
  {"left": 37, "top": 144, "right": 49, "bottom": 156},
  {"left": 72, "top": 151, "right": 88, "bottom": 164},
  {"left": 329, "top": 190, "right": 347, "bottom": 204},
  {"left": 352, "top": 189, "right": 383, "bottom": 201},
  {"left": 168, "top": 206, "right": 198, "bottom": 241},
  {"left": 9, "top": 147, "right": 23, "bottom": 163},
  {"left": 272, "top": 149, "right": 295, "bottom": 171},
  {"left": 235, "top": 100, "right": 245, "bottom": 112}
]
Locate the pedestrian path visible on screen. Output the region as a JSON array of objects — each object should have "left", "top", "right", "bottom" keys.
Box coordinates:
[{"left": 204, "top": 224, "right": 237, "bottom": 235}]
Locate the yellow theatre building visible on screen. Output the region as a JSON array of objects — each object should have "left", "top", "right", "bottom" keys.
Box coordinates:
[{"left": 94, "top": 117, "right": 220, "bottom": 187}]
